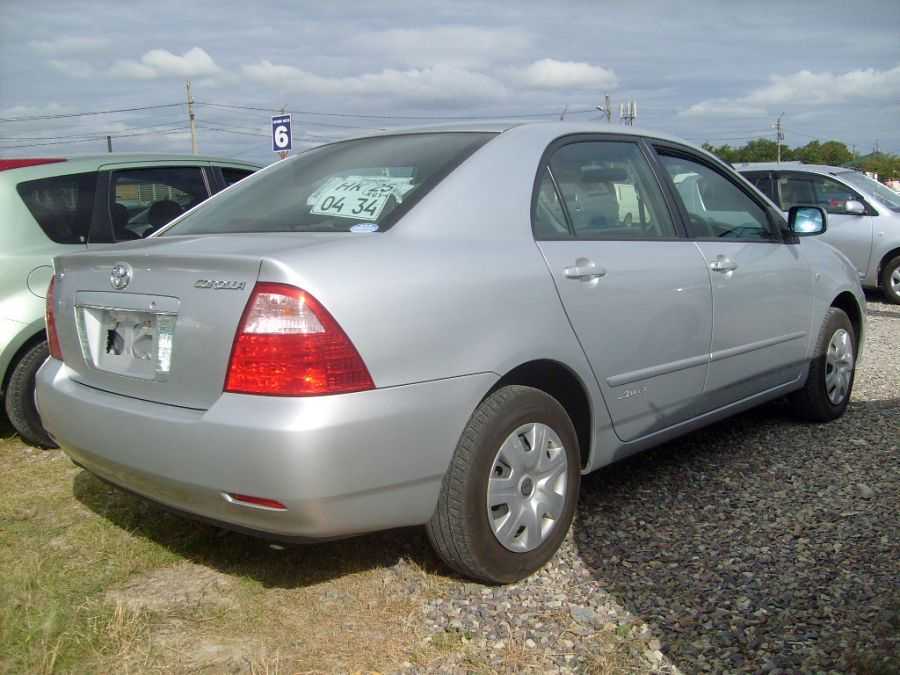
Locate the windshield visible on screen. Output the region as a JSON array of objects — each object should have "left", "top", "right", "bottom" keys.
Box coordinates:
[
  {"left": 163, "top": 132, "right": 495, "bottom": 235},
  {"left": 835, "top": 171, "right": 900, "bottom": 213}
]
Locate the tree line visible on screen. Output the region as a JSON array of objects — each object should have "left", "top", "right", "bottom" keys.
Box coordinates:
[{"left": 701, "top": 138, "right": 900, "bottom": 180}]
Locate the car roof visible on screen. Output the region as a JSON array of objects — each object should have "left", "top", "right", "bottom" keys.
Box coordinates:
[
  {"left": 0, "top": 153, "right": 260, "bottom": 181},
  {"left": 734, "top": 161, "right": 855, "bottom": 175}
]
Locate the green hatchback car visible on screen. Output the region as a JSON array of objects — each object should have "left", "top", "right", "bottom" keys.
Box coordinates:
[{"left": 1, "top": 154, "right": 259, "bottom": 446}]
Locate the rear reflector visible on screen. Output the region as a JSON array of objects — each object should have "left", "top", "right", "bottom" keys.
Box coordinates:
[
  {"left": 225, "top": 493, "right": 287, "bottom": 511},
  {"left": 45, "top": 276, "right": 63, "bottom": 360},
  {"left": 225, "top": 283, "right": 374, "bottom": 396},
  {"left": 0, "top": 158, "right": 66, "bottom": 171}
]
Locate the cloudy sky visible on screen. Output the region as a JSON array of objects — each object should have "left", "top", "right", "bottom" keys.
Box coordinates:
[{"left": 1, "top": 0, "right": 898, "bottom": 165}]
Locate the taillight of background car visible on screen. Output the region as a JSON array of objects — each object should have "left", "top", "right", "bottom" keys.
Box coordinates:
[{"left": 45, "top": 275, "right": 64, "bottom": 360}]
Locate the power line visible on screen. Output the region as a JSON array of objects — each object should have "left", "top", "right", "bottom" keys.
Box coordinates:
[
  {"left": 0, "top": 102, "right": 184, "bottom": 123},
  {"left": 0, "top": 118, "right": 190, "bottom": 141},
  {"left": 195, "top": 101, "right": 598, "bottom": 121},
  {"left": 0, "top": 126, "right": 190, "bottom": 150}
]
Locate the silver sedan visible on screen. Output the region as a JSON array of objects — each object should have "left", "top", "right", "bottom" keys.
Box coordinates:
[{"left": 37, "top": 123, "right": 865, "bottom": 583}]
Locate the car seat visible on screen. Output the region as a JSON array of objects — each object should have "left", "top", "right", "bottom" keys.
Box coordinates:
[
  {"left": 146, "top": 200, "right": 184, "bottom": 232},
  {"left": 110, "top": 202, "right": 140, "bottom": 240}
]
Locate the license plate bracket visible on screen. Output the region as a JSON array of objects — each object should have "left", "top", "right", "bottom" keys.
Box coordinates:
[{"left": 75, "top": 305, "right": 176, "bottom": 380}]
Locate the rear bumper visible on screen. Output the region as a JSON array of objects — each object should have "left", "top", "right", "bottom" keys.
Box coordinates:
[{"left": 36, "top": 359, "right": 494, "bottom": 539}]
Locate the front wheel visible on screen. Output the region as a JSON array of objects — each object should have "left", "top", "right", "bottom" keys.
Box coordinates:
[
  {"left": 427, "top": 385, "right": 581, "bottom": 584},
  {"left": 789, "top": 308, "right": 856, "bottom": 422},
  {"left": 880, "top": 255, "right": 900, "bottom": 305}
]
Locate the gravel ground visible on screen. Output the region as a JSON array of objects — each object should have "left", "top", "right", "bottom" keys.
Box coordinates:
[{"left": 415, "top": 293, "right": 899, "bottom": 674}]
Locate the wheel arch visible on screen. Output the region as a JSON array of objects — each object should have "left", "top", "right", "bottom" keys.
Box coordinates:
[
  {"left": 878, "top": 246, "right": 900, "bottom": 278},
  {"left": 487, "top": 359, "right": 593, "bottom": 470},
  {"left": 830, "top": 291, "right": 863, "bottom": 356},
  {"left": 1, "top": 328, "right": 46, "bottom": 397}
]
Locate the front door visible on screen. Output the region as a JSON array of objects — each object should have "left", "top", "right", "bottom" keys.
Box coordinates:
[
  {"left": 655, "top": 150, "right": 813, "bottom": 407},
  {"left": 534, "top": 138, "right": 713, "bottom": 442}
]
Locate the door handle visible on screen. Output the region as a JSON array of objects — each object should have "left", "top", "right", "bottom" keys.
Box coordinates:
[
  {"left": 564, "top": 258, "right": 607, "bottom": 281},
  {"left": 709, "top": 255, "right": 738, "bottom": 273}
]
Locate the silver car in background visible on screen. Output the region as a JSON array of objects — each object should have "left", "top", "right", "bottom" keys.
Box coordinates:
[
  {"left": 738, "top": 162, "right": 900, "bottom": 303},
  {"left": 37, "top": 123, "right": 865, "bottom": 583}
]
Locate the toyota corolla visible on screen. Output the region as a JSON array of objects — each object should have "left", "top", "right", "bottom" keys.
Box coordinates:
[{"left": 36, "top": 123, "right": 865, "bottom": 583}]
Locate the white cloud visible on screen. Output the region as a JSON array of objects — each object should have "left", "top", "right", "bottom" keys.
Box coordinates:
[
  {"left": 242, "top": 60, "right": 506, "bottom": 102},
  {"left": 684, "top": 64, "right": 900, "bottom": 116},
  {"left": 513, "top": 58, "right": 618, "bottom": 90},
  {"left": 48, "top": 60, "right": 95, "bottom": 79},
  {"left": 109, "top": 47, "right": 222, "bottom": 80},
  {"left": 358, "top": 26, "right": 532, "bottom": 67},
  {"left": 29, "top": 36, "right": 108, "bottom": 54}
]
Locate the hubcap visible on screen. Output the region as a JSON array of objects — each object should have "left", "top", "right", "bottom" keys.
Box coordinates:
[
  {"left": 486, "top": 422, "right": 568, "bottom": 553},
  {"left": 825, "top": 328, "right": 854, "bottom": 405},
  {"left": 891, "top": 267, "right": 900, "bottom": 295}
]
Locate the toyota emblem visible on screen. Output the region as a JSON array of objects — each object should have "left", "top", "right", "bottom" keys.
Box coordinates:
[{"left": 110, "top": 263, "right": 132, "bottom": 290}]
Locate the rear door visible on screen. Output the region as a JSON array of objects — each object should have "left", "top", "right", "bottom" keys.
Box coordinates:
[
  {"left": 774, "top": 170, "right": 874, "bottom": 280},
  {"left": 653, "top": 146, "right": 812, "bottom": 407},
  {"left": 535, "top": 136, "right": 713, "bottom": 442}
]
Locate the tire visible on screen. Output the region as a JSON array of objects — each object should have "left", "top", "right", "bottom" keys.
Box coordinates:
[
  {"left": 880, "top": 255, "right": 900, "bottom": 305},
  {"left": 4, "top": 340, "right": 57, "bottom": 448},
  {"left": 789, "top": 308, "right": 856, "bottom": 423},
  {"left": 427, "top": 385, "right": 581, "bottom": 584}
]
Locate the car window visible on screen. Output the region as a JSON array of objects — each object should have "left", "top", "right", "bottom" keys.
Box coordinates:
[
  {"left": 533, "top": 168, "right": 570, "bottom": 238},
  {"left": 548, "top": 141, "right": 675, "bottom": 239},
  {"left": 742, "top": 171, "right": 776, "bottom": 202},
  {"left": 16, "top": 172, "right": 96, "bottom": 244},
  {"left": 109, "top": 166, "right": 209, "bottom": 240},
  {"left": 658, "top": 153, "right": 775, "bottom": 240},
  {"left": 836, "top": 170, "right": 900, "bottom": 213},
  {"left": 164, "top": 133, "right": 495, "bottom": 235},
  {"left": 776, "top": 173, "right": 862, "bottom": 214},
  {"left": 220, "top": 167, "right": 255, "bottom": 187}
]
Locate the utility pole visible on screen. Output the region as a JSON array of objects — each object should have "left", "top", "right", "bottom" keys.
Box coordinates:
[
  {"left": 773, "top": 113, "right": 784, "bottom": 163},
  {"left": 278, "top": 105, "right": 289, "bottom": 160},
  {"left": 186, "top": 80, "right": 198, "bottom": 155},
  {"left": 106, "top": 135, "right": 112, "bottom": 153},
  {"left": 595, "top": 95, "right": 612, "bottom": 123},
  {"left": 620, "top": 100, "right": 637, "bottom": 126}
]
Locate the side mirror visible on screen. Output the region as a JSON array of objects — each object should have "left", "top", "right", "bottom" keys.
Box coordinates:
[
  {"left": 789, "top": 205, "right": 827, "bottom": 235},
  {"left": 844, "top": 199, "right": 866, "bottom": 216}
]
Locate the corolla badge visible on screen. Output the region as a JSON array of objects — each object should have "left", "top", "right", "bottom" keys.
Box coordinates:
[{"left": 110, "top": 262, "right": 132, "bottom": 290}]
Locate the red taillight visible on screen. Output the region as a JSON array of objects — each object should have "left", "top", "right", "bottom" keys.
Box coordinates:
[
  {"left": 45, "top": 276, "right": 63, "bottom": 360},
  {"left": 224, "top": 283, "right": 374, "bottom": 396},
  {"left": 0, "top": 158, "right": 66, "bottom": 171}
]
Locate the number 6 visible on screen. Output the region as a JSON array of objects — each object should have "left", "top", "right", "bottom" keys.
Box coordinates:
[{"left": 274, "top": 125, "right": 289, "bottom": 148}]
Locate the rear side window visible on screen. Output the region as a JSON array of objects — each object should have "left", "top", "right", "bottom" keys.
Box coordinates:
[
  {"left": 164, "top": 133, "right": 495, "bottom": 235},
  {"left": 544, "top": 141, "right": 676, "bottom": 239},
  {"left": 17, "top": 172, "right": 96, "bottom": 244},
  {"left": 743, "top": 171, "right": 776, "bottom": 202},
  {"left": 110, "top": 166, "right": 209, "bottom": 240},
  {"left": 221, "top": 167, "right": 255, "bottom": 187}
]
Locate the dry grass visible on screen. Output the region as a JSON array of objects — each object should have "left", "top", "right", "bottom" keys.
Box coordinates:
[{"left": 0, "top": 423, "right": 451, "bottom": 673}]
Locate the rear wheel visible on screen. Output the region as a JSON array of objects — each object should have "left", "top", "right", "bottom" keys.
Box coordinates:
[
  {"left": 4, "top": 341, "right": 57, "bottom": 448},
  {"left": 427, "top": 385, "right": 580, "bottom": 584},
  {"left": 880, "top": 255, "right": 900, "bottom": 305},
  {"left": 789, "top": 308, "right": 856, "bottom": 422}
]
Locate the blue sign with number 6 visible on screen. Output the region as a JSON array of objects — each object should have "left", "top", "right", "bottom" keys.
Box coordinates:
[{"left": 271, "top": 114, "right": 292, "bottom": 152}]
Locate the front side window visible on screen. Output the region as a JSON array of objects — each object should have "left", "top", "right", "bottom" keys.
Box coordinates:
[
  {"left": 17, "top": 172, "right": 96, "bottom": 244},
  {"left": 834, "top": 171, "right": 900, "bottom": 213},
  {"left": 776, "top": 172, "right": 863, "bottom": 215},
  {"left": 164, "top": 133, "right": 494, "bottom": 235},
  {"left": 110, "top": 166, "right": 209, "bottom": 240},
  {"left": 658, "top": 153, "right": 775, "bottom": 240},
  {"left": 547, "top": 141, "right": 676, "bottom": 239}
]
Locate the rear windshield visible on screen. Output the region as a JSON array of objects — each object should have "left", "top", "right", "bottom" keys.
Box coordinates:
[
  {"left": 17, "top": 172, "right": 97, "bottom": 244},
  {"left": 163, "top": 132, "right": 495, "bottom": 235}
]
